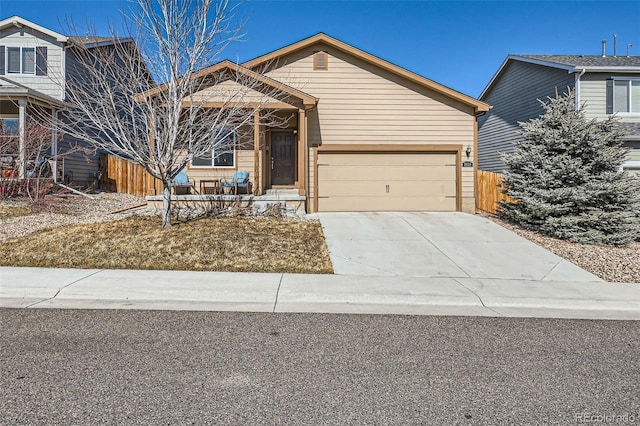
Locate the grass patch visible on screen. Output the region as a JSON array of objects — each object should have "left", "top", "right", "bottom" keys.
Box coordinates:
[
  {"left": 0, "top": 204, "right": 33, "bottom": 220},
  {"left": 0, "top": 216, "right": 334, "bottom": 273}
]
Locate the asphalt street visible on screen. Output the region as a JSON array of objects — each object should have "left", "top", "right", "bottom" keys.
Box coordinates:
[{"left": 1, "top": 309, "right": 638, "bottom": 425}]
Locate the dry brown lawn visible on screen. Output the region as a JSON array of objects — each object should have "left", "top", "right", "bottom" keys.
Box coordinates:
[
  {"left": 0, "top": 204, "right": 32, "bottom": 220},
  {"left": 0, "top": 216, "right": 333, "bottom": 273}
]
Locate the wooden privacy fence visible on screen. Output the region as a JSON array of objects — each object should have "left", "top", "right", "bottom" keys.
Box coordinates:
[
  {"left": 476, "top": 170, "right": 513, "bottom": 214},
  {"left": 99, "top": 155, "right": 163, "bottom": 197}
]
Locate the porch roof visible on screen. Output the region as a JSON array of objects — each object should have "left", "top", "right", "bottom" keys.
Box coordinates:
[
  {"left": 136, "top": 60, "right": 318, "bottom": 109},
  {"left": 0, "top": 77, "right": 70, "bottom": 109}
]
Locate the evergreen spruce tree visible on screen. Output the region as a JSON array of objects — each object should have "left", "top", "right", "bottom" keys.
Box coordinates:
[{"left": 499, "top": 89, "right": 640, "bottom": 246}]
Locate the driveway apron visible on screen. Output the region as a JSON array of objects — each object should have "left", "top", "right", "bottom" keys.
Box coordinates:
[{"left": 317, "top": 212, "right": 602, "bottom": 281}]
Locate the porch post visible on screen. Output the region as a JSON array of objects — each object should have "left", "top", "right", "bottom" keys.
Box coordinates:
[
  {"left": 254, "top": 109, "right": 260, "bottom": 195},
  {"left": 51, "top": 109, "right": 58, "bottom": 183},
  {"left": 297, "top": 109, "right": 306, "bottom": 195},
  {"left": 18, "top": 100, "right": 26, "bottom": 179}
]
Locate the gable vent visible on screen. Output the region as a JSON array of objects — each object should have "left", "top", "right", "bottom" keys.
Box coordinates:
[{"left": 313, "top": 51, "right": 328, "bottom": 70}]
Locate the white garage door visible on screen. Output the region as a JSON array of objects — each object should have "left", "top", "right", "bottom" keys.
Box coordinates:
[{"left": 317, "top": 152, "right": 457, "bottom": 212}]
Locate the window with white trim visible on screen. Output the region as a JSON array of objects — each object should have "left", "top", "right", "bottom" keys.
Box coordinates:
[
  {"left": 613, "top": 78, "right": 640, "bottom": 114},
  {"left": 191, "top": 130, "right": 236, "bottom": 168},
  {"left": 7, "top": 47, "right": 35, "bottom": 74},
  {"left": 0, "top": 117, "right": 19, "bottom": 135}
]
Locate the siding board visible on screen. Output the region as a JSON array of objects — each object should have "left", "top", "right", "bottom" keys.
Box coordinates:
[{"left": 478, "top": 61, "right": 575, "bottom": 172}]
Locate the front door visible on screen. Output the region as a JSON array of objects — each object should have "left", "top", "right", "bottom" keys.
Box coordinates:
[{"left": 271, "top": 131, "right": 296, "bottom": 186}]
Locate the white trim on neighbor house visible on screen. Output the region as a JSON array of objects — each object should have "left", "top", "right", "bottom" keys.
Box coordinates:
[
  {"left": 0, "top": 16, "right": 68, "bottom": 43},
  {"left": 62, "top": 44, "right": 68, "bottom": 100},
  {"left": 574, "top": 68, "right": 586, "bottom": 110},
  {"left": 623, "top": 160, "right": 640, "bottom": 169},
  {"left": 579, "top": 66, "right": 640, "bottom": 72},
  {"left": 507, "top": 55, "right": 576, "bottom": 72}
]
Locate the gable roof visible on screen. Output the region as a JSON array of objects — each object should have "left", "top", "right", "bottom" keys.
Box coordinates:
[
  {"left": 242, "top": 33, "right": 490, "bottom": 115},
  {"left": 136, "top": 60, "right": 318, "bottom": 108},
  {"left": 0, "top": 16, "right": 67, "bottom": 42},
  {"left": 481, "top": 54, "right": 640, "bottom": 100}
]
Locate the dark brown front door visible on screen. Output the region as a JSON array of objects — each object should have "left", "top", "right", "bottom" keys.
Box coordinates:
[{"left": 271, "top": 131, "right": 296, "bottom": 185}]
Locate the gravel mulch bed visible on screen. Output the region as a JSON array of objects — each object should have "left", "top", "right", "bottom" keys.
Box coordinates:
[
  {"left": 0, "top": 192, "right": 152, "bottom": 243},
  {"left": 487, "top": 215, "right": 640, "bottom": 284}
]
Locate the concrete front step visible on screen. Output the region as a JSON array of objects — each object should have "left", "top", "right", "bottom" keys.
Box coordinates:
[{"left": 263, "top": 189, "right": 301, "bottom": 197}]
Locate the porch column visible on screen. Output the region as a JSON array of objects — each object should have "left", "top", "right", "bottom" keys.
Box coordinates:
[
  {"left": 18, "top": 100, "right": 26, "bottom": 179},
  {"left": 297, "top": 109, "right": 306, "bottom": 196},
  {"left": 254, "top": 109, "right": 260, "bottom": 195},
  {"left": 51, "top": 109, "right": 58, "bottom": 183}
]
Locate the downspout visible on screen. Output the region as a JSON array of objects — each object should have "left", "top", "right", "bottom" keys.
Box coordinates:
[
  {"left": 18, "top": 100, "right": 26, "bottom": 179},
  {"left": 574, "top": 68, "right": 586, "bottom": 110},
  {"left": 51, "top": 109, "right": 58, "bottom": 183}
]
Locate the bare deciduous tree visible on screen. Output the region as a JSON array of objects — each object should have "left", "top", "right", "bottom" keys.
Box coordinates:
[{"left": 41, "top": 0, "right": 291, "bottom": 226}]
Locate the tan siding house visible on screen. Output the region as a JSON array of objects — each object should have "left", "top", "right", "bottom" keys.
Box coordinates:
[{"left": 183, "top": 33, "right": 488, "bottom": 213}]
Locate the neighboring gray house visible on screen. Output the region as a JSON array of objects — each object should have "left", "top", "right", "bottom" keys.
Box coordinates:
[
  {"left": 0, "top": 16, "right": 141, "bottom": 186},
  {"left": 478, "top": 54, "right": 640, "bottom": 175}
]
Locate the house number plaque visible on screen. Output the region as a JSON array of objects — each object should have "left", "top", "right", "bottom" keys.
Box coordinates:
[{"left": 462, "top": 161, "right": 473, "bottom": 167}]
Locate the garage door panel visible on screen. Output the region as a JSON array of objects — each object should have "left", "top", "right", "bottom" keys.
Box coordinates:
[
  {"left": 321, "top": 181, "right": 456, "bottom": 197},
  {"left": 317, "top": 151, "right": 458, "bottom": 212},
  {"left": 322, "top": 153, "right": 456, "bottom": 166},
  {"left": 318, "top": 165, "right": 456, "bottom": 181},
  {"left": 319, "top": 195, "right": 457, "bottom": 212}
]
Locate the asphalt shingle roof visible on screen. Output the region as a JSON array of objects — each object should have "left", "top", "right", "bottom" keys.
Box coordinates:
[
  {"left": 68, "top": 36, "right": 130, "bottom": 45},
  {"left": 518, "top": 55, "right": 640, "bottom": 67}
]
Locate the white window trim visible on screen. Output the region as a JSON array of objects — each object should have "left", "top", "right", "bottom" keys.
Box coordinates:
[
  {"left": 190, "top": 132, "right": 237, "bottom": 169},
  {"left": 6, "top": 47, "right": 36, "bottom": 75},
  {"left": 612, "top": 76, "right": 640, "bottom": 116}
]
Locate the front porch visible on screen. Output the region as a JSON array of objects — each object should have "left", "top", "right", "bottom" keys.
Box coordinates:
[{"left": 0, "top": 80, "right": 68, "bottom": 182}]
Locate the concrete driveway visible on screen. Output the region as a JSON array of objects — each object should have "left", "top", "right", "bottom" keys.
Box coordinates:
[{"left": 317, "top": 212, "right": 602, "bottom": 282}]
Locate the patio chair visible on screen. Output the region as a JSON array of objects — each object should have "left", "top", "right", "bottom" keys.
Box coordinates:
[
  {"left": 221, "top": 171, "right": 252, "bottom": 194},
  {"left": 172, "top": 170, "right": 195, "bottom": 195}
]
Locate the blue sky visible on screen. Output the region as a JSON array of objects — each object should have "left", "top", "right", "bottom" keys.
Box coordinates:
[{"left": 1, "top": 1, "right": 639, "bottom": 97}]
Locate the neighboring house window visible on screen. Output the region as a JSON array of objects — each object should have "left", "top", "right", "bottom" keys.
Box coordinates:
[
  {"left": 191, "top": 131, "right": 236, "bottom": 168},
  {"left": 0, "top": 117, "right": 19, "bottom": 135},
  {"left": 0, "top": 117, "right": 19, "bottom": 158},
  {"left": 613, "top": 78, "right": 640, "bottom": 114},
  {"left": 6, "top": 47, "right": 35, "bottom": 74},
  {"left": 0, "top": 46, "right": 46, "bottom": 75}
]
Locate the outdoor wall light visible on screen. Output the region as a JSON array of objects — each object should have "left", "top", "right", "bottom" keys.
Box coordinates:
[{"left": 465, "top": 144, "right": 472, "bottom": 159}]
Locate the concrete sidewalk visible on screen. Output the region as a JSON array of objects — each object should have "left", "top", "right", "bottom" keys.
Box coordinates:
[{"left": 1, "top": 267, "right": 639, "bottom": 320}]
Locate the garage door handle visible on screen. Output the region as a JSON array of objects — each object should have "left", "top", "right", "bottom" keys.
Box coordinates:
[{"left": 385, "top": 184, "right": 389, "bottom": 193}]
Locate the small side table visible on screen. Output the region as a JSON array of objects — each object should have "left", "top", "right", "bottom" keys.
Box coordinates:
[{"left": 200, "top": 179, "right": 223, "bottom": 195}]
